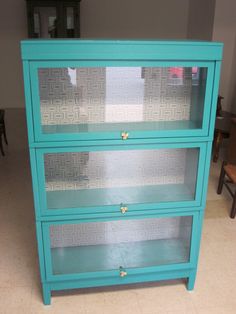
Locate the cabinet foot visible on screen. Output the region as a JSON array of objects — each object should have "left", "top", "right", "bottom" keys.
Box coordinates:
[
  {"left": 187, "top": 273, "right": 196, "bottom": 291},
  {"left": 42, "top": 283, "right": 51, "bottom": 305}
]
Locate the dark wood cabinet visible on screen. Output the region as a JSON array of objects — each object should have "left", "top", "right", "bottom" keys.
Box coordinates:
[{"left": 25, "top": 0, "right": 81, "bottom": 38}]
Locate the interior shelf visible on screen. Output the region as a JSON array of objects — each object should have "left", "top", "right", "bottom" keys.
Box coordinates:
[
  {"left": 42, "top": 120, "right": 202, "bottom": 135},
  {"left": 51, "top": 238, "right": 190, "bottom": 275},
  {"left": 47, "top": 184, "right": 195, "bottom": 210}
]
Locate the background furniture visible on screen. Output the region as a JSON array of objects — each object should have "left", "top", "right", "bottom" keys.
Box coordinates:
[
  {"left": 21, "top": 40, "right": 223, "bottom": 305},
  {"left": 217, "top": 118, "right": 236, "bottom": 218},
  {"left": 0, "top": 109, "right": 8, "bottom": 156},
  {"left": 216, "top": 95, "right": 224, "bottom": 117},
  {"left": 25, "top": 0, "right": 81, "bottom": 38},
  {"left": 213, "top": 111, "right": 236, "bottom": 162}
]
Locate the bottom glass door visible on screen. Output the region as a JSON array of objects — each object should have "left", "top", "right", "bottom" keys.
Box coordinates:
[{"left": 45, "top": 215, "right": 193, "bottom": 278}]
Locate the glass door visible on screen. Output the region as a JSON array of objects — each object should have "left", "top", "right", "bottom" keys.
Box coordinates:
[
  {"left": 37, "top": 143, "right": 206, "bottom": 215},
  {"left": 32, "top": 6, "right": 58, "bottom": 38},
  {"left": 30, "top": 62, "right": 214, "bottom": 141},
  {"left": 43, "top": 215, "right": 194, "bottom": 280}
]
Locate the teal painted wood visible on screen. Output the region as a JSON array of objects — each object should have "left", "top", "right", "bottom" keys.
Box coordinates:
[
  {"left": 37, "top": 205, "right": 205, "bottom": 222},
  {"left": 35, "top": 222, "right": 47, "bottom": 282},
  {"left": 40, "top": 207, "right": 203, "bottom": 223},
  {"left": 29, "top": 59, "right": 216, "bottom": 68},
  {"left": 42, "top": 121, "right": 200, "bottom": 133},
  {"left": 208, "top": 62, "right": 222, "bottom": 139},
  {"left": 200, "top": 141, "right": 215, "bottom": 208},
  {"left": 22, "top": 61, "right": 34, "bottom": 145},
  {"left": 29, "top": 136, "right": 210, "bottom": 148},
  {"left": 42, "top": 211, "right": 198, "bottom": 282},
  {"left": 49, "top": 268, "right": 193, "bottom": 291},
  {"left": 200, "top": 63, "right": 215, "bottom": 137},
  {"left": 187, "top": 210, "right": 205, "bottom": 291},
  {"left": 42, "top": 283, "right": 51, "bottom": 305},
  {"left": 188, "top": 211, "right": 202, "bottom": 266},
  {"left": 187, "top": 269, "right": 197, "bottom": 291},
  {"left": 36, "top": 123, "right": 209, "bottom": 143},
  {"left": 29, "top": 149, "right": 41, "bottom": 220},
  {"left": 35, "top": 142, "right": 207, "bottom": 216},
  {"left": 45, "top": 184, "right": 194, "bottom": 208},
  {"left": 21, "top": 39, "right": 223, "bottom": 61},
  {"left": 47, "top": 241, "right": 194, "bottom": 282},
  {"left": 40, "top": 189, "right": 205, "bottom": 217},
  {"left": 51, "top": 240, "right": 189, "bottom": 274},
  {"left": 44, "top": 267, "right": 194, "bottom": 305},
  {"left": 20, "top": 40, "right": 223, "bottom": 304},
  {"left": 28, "top": 59, "right": 215, "bottom": 142}
]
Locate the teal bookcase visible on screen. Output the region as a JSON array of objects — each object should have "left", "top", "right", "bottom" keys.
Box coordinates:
[{"left": 21, "top": 40, "right": 223, "bottom": 305}]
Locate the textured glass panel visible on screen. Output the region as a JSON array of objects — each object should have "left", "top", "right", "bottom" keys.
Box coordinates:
[
  {"left": 38, "top": 67, "right": 207, "bottom": 133},
  {"left": 50, "top": 216, "right": 192, "bottom": 275},
  {"left": 44, "top": 148, "right": 199, "bottom": 209},
  {"left": 67, "top": 7, "right": 74, "bottom": 29},
  {"left": 33, "top": 7, "right": 57, "bottom": 38},
  {"left": 66, "top": 7, "right": 74, "bottom": 37}
]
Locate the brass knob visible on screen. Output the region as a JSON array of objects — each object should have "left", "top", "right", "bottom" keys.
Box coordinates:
[
  {"left": 121, "top": 131, "right": 129, "bottom": 140},
  {"left": 120, "top": 206, "right": 128, "bottom": 214},
  {"left": 120, "top": 270, "right": 127, "bottom": 277}
]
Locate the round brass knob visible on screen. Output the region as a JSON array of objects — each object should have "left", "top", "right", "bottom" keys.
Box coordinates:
[
  {"left": 120, "top": 270, "right": 127, "bottom": 277},
  {"left": 121, "top": 131, "right": 129, "bottom": 140},
  {"left": 120, "top": 206, "right": 128, "bottom": 214}
]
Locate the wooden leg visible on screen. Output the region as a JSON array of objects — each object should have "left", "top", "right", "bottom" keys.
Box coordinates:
[
  {"left": 3, "top": 123, "right": 8, "bottom": 145},
  {"left": 217, "top": 163, "right": 226, "bottom": 194},
  {"left": 213, "top": 130, "right": 223, "bottom": 162},
  {"left": 0, "top": 135, "right": 4, "bottom": 156},
  {"left": 230, "top": 191, "right": 236, "bottom": 219},
  {"left": 42, "top": 283, "right": 51, "bottom": 305},
  {"left": 187, "top": 271, "right": 196, "bottom": 291},
  {"left": 217, "top": 162, "right": 226, "bottom": 194}
]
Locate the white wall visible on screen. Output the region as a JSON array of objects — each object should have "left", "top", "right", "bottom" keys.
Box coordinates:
[
  {"left": 0, "top": 0, "right": 28, "bottom": 108},
  {"left": 4, "top": 0, "right": 236, "bottom": 112},
  {"left": 212, "top": 0, "right": 236, "bottom": 113},
  {"left": 187, "top": 0, "right": 216, "bottom": 40},
  {"left": 0, "top": 0, "right": 190, "bottom": 109},
  {"left": 80, "top": 0, "right": 189, "bottom": 39}
]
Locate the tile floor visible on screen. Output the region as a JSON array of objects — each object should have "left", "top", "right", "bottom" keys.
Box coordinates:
[{"left": 0, "top": 109, "right": 236, "bottom": 314}]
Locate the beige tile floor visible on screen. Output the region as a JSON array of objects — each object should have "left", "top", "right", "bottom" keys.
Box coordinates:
[{"left": 0, "top": 109, "right": 236, "bottom": 314}]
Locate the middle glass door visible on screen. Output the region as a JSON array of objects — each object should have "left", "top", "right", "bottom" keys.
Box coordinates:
[{"left": 37, "top": 143, "right": 205, "bottom": 215}]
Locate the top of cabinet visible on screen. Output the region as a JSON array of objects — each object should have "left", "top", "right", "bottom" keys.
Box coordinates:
[
  {"left": 21, "top": 39, "right": 223, "bottom": 144},
  {"left": 21, "top": 39, "right": 223, "bottom": 61}
]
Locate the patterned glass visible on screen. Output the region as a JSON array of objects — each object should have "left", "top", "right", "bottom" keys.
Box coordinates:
[
  {"left": 44, "top": 148, "right": 199, "bottom": 209},
  {"left": 38, "top": 67, "right": 207, "bottom": 132},
  {"left": 50, "top": 216, "right": 192, "bottom": 275}
]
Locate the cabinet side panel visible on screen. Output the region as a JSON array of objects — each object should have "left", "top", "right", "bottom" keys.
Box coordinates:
[
  {"left": 22, "top": 61, "right": 34, "bottom": 144},
  {"left": 29, "top": 149, "right": 47, "bottom": 283},
  {"left": 36, "top": 221, "right": 47, "bottom": 283},
  {"left": 29, "top": 148, "right": 41, "bottom": 219},
  {"left": 200, "top": 141, "right": 213, "bottom": 208},
  {"left": 208, "top": 61, "right": 222, "bottom": 138}
]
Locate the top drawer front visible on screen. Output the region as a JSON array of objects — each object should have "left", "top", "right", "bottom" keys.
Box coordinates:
[{"left": 30, "top": 61, "right": 215, "bottom": 142}]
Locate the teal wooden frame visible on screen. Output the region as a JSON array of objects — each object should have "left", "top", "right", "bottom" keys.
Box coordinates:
[
  {"left": 21, "top": 40, "right": 223, "bottom": 61},
  {"left": 37, "top": 209, "right": 202, "bottom": 305},
  {"left": 21, "top": 39, "right": 223, "bottom": 305},
  {"left": 42, "top": 211, "right": 198, "bottom": 281},
  {"left": 35, "top": 142, "right": 207, "bottom": 217}
]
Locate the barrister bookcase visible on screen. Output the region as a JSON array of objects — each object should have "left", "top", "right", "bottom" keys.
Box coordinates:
[{"left": 21, "top": 39, "right": 223, "bottom": 304}]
